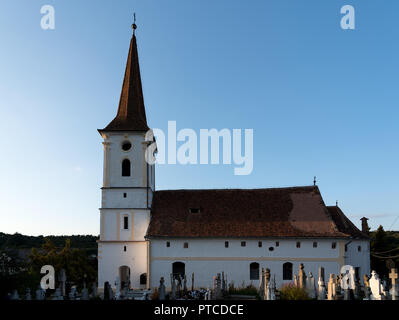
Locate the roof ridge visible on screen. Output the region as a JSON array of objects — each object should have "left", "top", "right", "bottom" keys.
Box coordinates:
[{"left": 155, "top": 185, "right": 318, "bottom": 192}]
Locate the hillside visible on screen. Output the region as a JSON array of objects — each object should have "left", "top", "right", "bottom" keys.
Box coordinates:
[{"left": 0, "top": 232, "right": 99, "bottom": 256}]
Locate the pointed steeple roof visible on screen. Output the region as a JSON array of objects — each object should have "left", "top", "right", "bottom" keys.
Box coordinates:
[{"left": 99, "top": 30, "right": 149, "bottom": 133}]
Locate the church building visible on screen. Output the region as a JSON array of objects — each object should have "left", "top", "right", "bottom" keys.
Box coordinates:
[{"left": 97, "top": 26, "right": 370, "bottom": 291}]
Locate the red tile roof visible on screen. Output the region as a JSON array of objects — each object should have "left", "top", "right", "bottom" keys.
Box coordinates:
[
  {"left": 146, "top": 186, "right": 368, "bottom": 239},
  {"left": 326, "top": 205, "right": 368, "bottom": 239},
  {"left": 99, "top": 34, "right": 149, "bottom": 133}
]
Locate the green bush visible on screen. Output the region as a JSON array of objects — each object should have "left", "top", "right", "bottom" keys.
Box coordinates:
[
  {"left": 279, "top": 283, "right": 310, "bottom": 300},
  {"left": 228, "top": 282, "right": 258, "bottom": 296}
]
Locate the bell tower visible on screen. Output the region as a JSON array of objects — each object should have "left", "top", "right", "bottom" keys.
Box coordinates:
[{"left": 97, "top": 21, "right": 154, "bottom": 290}]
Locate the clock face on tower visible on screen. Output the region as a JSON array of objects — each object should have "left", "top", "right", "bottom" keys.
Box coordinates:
[{"left": 121, "top": 141, "right": 132, "bottom": 151}]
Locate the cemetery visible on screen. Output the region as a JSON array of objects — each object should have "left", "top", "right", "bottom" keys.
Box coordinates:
[{"left": 4, "top": 263, "right": 398, "bottom": 301}]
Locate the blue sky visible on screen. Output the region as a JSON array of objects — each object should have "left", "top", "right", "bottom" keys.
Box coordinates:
[{"left": 0, "top": 0, "right": 398, "bottom": 235}]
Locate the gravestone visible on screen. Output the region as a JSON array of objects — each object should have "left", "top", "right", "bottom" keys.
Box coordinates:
[
  {"left": 264, "top": 268, "right": 271, "bottom": 300},
  {"left": 177, "top": 275, "right": 182, "bottom": 298},
  {"left": 25, "top": 288, "right": 32, "bottom": 301},
  {"left": 363, "top": 274, "right": 371, "bottom": 300},
  {"left": 298, "top": 264, "right": 306, "bottom": 289},
  {"left": 10, "top": 290, "right": 20, "bottom": 300},
  {"left": 91, "top": 282, "right": 97, "bottom": 298},
  {"left": 204, "top": 288, "right": 211, "bottom": 300},
  {"left": 293, "top": 274, "right": 298, "bottom": 288},
  {"left": 369, "top": 271, "right": 385, "bottom": 300},
  {"left": 114, "top": 276, "right": 121, "bottom": 300},
  {"left": 340, "top": 265, "right": 356, "bottom": 300},
  {"left": 35, "top": 285, "right": 45, "bottom": 300},
  {"left": 183, "top": 274, "right": 187, "bottom": 293},
  {"left": 104, "top": 281, "right": 111, "bottom": 300},
  {"left": 69, "top": 286, "right": 77, "bottom": 300},
  {"left": 327, "top": 274, "right": 336, "bottom": 300},
  {"left": 52, "top": 288, "right": 63, "bottom": 300},
  {"left": 159, "top": 277, "right": 166, "bottom": 300},
  {"left": 170, "top": 274, "right": 176, "bottom": 300},
  {"left": 266, "top": 275, "right": 276, "bottom": 300},
  {"left": 265, "top": 268, "right": 271, "bottom": 289},
  {"left": 221, "top": 272, "right": 226, "bottom": 293},
  {"left": 389, "top": 268, "right": 398, "bottom": 300},
  {"left": 335, "top": 274, "right": 343, "bottom": 299},
  {"left": 317, "top": 267, "right": 326, "bottom": 300},
  {"left": 214, "top": 273, "right": 222, "bottom": 299},
  {"left": 81, "top": 282, "right": 89, "bottom": 300},
  {"left": 259, "top": 268, "right": 265, "bottom": 299},
  {"left": 306, "top": 272, "right": 316, "bottom": 299},
  {"left": 58, "top": 268, "right": 67, "bottom": 297}
]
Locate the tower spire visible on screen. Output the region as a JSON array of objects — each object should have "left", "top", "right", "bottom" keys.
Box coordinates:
[{"left": 99, "top": 18, "right": 149, "bottom": 133}]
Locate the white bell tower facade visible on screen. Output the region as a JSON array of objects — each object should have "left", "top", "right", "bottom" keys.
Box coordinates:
[{"left": 97, "top": 25, "right": 154, "bottom": 290}]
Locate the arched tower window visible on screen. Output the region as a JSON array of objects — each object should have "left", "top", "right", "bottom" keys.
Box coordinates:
[
  {"left": 122, "top": 159, "right": 131, "bottom": 176},
  {"left": 283, "top": 262, "right": 293, "bottom": 280},
  {"left": 249, "top": 262, "right": 259, "bottom": 280},
  {"left": 140, "top": 273, "right": 147, "bottom": 285}
]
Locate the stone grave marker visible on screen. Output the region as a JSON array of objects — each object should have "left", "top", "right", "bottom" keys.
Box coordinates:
[
  {"left": 327, "top": 274, "right": 336, "bottom": 300},
  {"left": 81, "top": 282, "right": 89, "bottom": 300},
  {"left": 25, "top": 288, "right": 32, "bottom": 301},
  {"left": 317, "top": 267, "right": 326, "bottom": 300},
  {"left": 159, "top": 277, "right": 166, "bottom": 300},
  {"left": 306, "top": 272, "right": 316, "bottom": 299},
  {"left": 58, "top": 268, "right": 67, "bottom": 297},
  {"left": 35, "top": 285, "right": 45, "bottom": 300},
  {"left": 389, "top": 268, "right": 398, "bottom": 300},
  {"left": 298, "top": 264, "right": 306, "bottom": 289},
  {"left": 369, "top": 271, "right": 385, "bottom": 300},
  {"left": 10, "top": 289, "right": 20, "bottom": 300}
]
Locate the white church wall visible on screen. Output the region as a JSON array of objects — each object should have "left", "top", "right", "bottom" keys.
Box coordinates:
[
  {"left": 100, "top": 209, "right": 150, "bottom": 241},
  {"left": 106, "top": 133, "right": 147, "bottom": 188},
  {"left": 151, "top": 239, "right": 341, "bottom": 259},
  {"left": 344, "top": 240, "right": 370, "bottom": 277},
  {"left": 149, "top": 238, "right": 369, "bottom": 290},
  {"left": 102, "top": 211, "right": 118, "bottom": 240},
  {"left": 101, "top": 188, "right": 150, "bottom": 208},
  {"left": 98, "top": 241, "right": 148, "bottom": 289},
  {"left": 134, "top": 211, "right": 150, "bottom": 240}
]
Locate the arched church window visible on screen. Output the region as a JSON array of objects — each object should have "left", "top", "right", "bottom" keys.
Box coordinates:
[
  {"left": 140, "top": 273, "right": 147, "bottom": 285},
  {"left": 122, "top": 159, "right": 131, "bottom": 176},
  {"left": 172, "top": 262, "right": 185, "bottom": 280},
  {"left": 123, "top": 216, "right": 129, "bottom": 230},
  {"left": 249, "top": 262, "right": 259, "bottom": 280},
  {"left": 283, "top": 262, "right": 293, "bottom": 280}
]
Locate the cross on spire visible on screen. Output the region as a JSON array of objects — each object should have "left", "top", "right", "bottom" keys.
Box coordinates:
[{"left": 132, "top": 13, "right": 137, "bottom": 34}]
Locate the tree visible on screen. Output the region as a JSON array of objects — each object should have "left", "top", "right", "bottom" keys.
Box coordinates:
[
  {"left": 370, "top": 225, "right": 398, "bottom": 278},
  {"left": 29, "top": 238, "right": 97, "bottom": 292}
]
